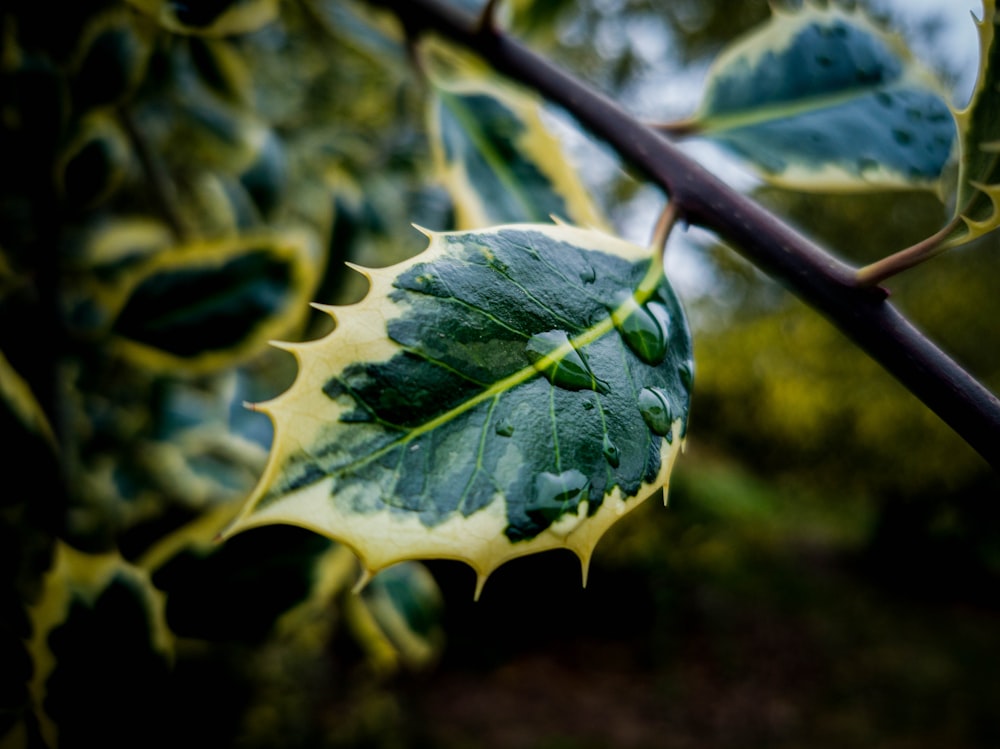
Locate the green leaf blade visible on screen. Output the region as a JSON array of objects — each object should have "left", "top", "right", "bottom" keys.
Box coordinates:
[
  {"left": 101, "top": 228, "right": 321, "bottom": 373},
  {"left": 714, "top": 87, "right": 955, "bottom": 187},
  {"left": 227, "top": 225, "right": 693, "bottom": 592},
  {"left": 426, "top": 43, "right": 606, "bottom": 230},
  {"left": 949, "top": 0, "right": 1000, "bottom": 246},
  {"left": 435, "top": 90, "right": 570, "bottom": 224},
  {"left": 687, "top": 5, "right": 956, "bottom": 191}
]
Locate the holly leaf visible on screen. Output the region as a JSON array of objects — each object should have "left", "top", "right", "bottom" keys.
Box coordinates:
[
  {"left": 424, "top": 41, "right": 606, "bottom": 229},
  {"left": 345, "top": 561, "right": 445, "bottom": 671},
  {"left": 225, "top": 224, "right": 693, "bottom": 596},
  {"left": 27, "top": 544, "right": 173, "bottom": 749},
  {"left": 0, "top": 349, "right": 56, "bottom": 453},
  {"left": 948, "top": 0, "right": 1000, "bottom": 247},
  {"left": 63, "top": 226, "right": 322, "bottom": 373},
  {"left": 125, "top": 0, "right": 279, "bottom": 36},
  {"left": 678, "top": 4, "right": 956, "bottom": 191}
]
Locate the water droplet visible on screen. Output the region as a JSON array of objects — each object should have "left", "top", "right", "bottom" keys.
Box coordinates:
[
  {"left": 856, "top": 156, "right": 879, "bottom": 173},
  {"left": 528, "top": 469, "right": 590, "bottom": 525},
  {"left": 875, "top": 92, "right": 894, "bottom": 108},
  {"left": 579, "top": 266, "right": 596, "bottom": 284},
  {"left": 602, "top": 436, "right": 620, "bottom": 468},
  {"left": 638, "top": 386, "right": 674, "bottom": 440},
  {"left": 679, "top": 360, "right": 694, "bottom": 392},
  {"left": 495, "top": 419, "right": 514, "bottom": 437},
  {"left": 525, "top": 330, "right": 610, "bottom": 393},
  {"left": 610, "top": 291, "right": 670, "bottom": 365},
  {"left": 892, "top": 129, "right": 914, "bottom": 146}
]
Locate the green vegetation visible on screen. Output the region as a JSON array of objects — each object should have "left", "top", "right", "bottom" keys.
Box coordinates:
[{"left": 2, "top": 0, "right": 999, "bottom": 747}]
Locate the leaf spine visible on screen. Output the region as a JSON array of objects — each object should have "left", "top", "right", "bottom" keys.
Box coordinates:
[{"left": 352, "top": 568, "right": 373, "bottom": 594}]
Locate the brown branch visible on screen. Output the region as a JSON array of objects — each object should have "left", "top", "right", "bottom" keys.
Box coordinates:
[{"left": 368, "top": 0, "right": 1000, "bottom": 472}]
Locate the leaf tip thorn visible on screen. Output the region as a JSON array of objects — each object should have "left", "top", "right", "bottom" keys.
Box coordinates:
[
  {"left": 473, "top": 572, "right": 488, "bottom": 601},
  {"left": 269, "top": 339, "right": 298, "bottom": 353},
  {"left": 352, "top": 568, "right": 373, "bottom": 594},
  {"left": 579, "top": 554, "right": 592, "bottom": 589},
  {"left": 310, "top": 302, "right": 338, "bottom": 319}
]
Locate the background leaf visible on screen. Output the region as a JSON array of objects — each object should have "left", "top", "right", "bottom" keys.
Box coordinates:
[
  {"left": 680, "top": 4, "right": 956, "bottom": 191},
  {"left": 0, "top": 349, "right": 56, "bottom": 452},
  {"left": 949, "top": 0, "right": 1000, "bottom": 246},
  {"left": 27, "top": 544, "right": 173, "bottom": 749},
  {"left": 345, "top": 561, "right": 445, "bottom": 672},
  {"left": 226, "top": 224, "right": 692, "bottom": 595},
  {"left": 70, "top": 228, "right": 323, "bottom": 373},
  {"left": 425, "top": 42, "right": 606, "bottom": 229},
  {"left": 125, "top": 0, "right": 279, "bottom": 37}
]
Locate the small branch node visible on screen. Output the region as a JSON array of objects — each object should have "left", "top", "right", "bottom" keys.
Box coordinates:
[{"left": 650, "top": 200, "right": 680, "bottom": 258}]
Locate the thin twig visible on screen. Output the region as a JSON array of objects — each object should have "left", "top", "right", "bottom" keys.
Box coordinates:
[
  {"left": 855, "top": 218, "right": 963, "bottom": 287},
  {"left": 649, "top": 200, "right": 678, "bottom": 257},
  {"left": 648, "top": 118, "right": 700, "bottom": 138}
]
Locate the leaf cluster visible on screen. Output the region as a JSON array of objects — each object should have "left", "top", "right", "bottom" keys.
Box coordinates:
[
  {"left": 0, "top": 1, "right": 446, "bottom": 745},
  {"left": 4, "top": 0, "right": 1000, "bottom": 746}
]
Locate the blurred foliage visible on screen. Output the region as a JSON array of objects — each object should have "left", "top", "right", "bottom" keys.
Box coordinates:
[
  {"left": 0, "top": 0, "right": 446, "bottom": 746},
  {"left": 691, "top": 186, "right": 1000, "bottom": 494},
  {"left": 2, "top": 0, "right": 999, "bottom": 747}
]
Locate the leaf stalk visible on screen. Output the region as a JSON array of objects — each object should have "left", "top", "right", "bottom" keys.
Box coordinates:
[{"left": 855, "top": 218, "right": 964, "bottom": 287}]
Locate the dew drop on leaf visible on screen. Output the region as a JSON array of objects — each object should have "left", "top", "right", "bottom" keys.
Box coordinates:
[
  {"left": 495, "top": 418, "right": 514, "bottom": 437},
  {"left": 609, "top": 291, "right": 671, "bottom": 365},
  {"left": 602, "top": 435, "right": 621, "bottom": 468},
  {"left": 892, "top": 129, "right": 913, "bottom": 146},
  {"left": 527, "top": 469, "right": 590, "bottom": 525},
  {"left": 579, "top": 266, "right": 596, "bottom": 284},
  {"left": 525, "top": 330, "right": 610, "bottom": 393},
  {"left": 679, "top": 359, "right": 695, "bottom": 392},
  {"left": 638, "top": 386, "right": 674, "bottom": 439}
]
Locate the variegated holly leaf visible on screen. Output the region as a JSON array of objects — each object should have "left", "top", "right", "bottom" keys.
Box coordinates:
[
  {"left": 424, "top": 41, "right": 606, "bottom": 230},
  {"left": 345, "top": 561, "right": 445, "bottom": 671},
  {"left": 64, "top": 226, "right": 322, "bottom": 373},
  {"left": 677, "top": 4, "right": 956, "bottom": 191},
  {"left": 948, "top": 0, "right": 1000, "bottom": 246},
  {"left": 56, "top": 111, "right": 131, "bottom": 209},
  {"left": 70, "top": 8, "right": 153, "bottom": 110},
  {"left": 0, "top": 349, "right": 56, "bottom": 453},
  {"left": 125, "top": 0, "right": 279, "bottom": 36},
  {"left": 225, "top": 224, "right": 693, "bottom": 596},
  {"left": 140, "top": 504, "right": 350, "bottom": 642},
  {"left": 27, "top": 544, "right": 173, "bottom": 749}
]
